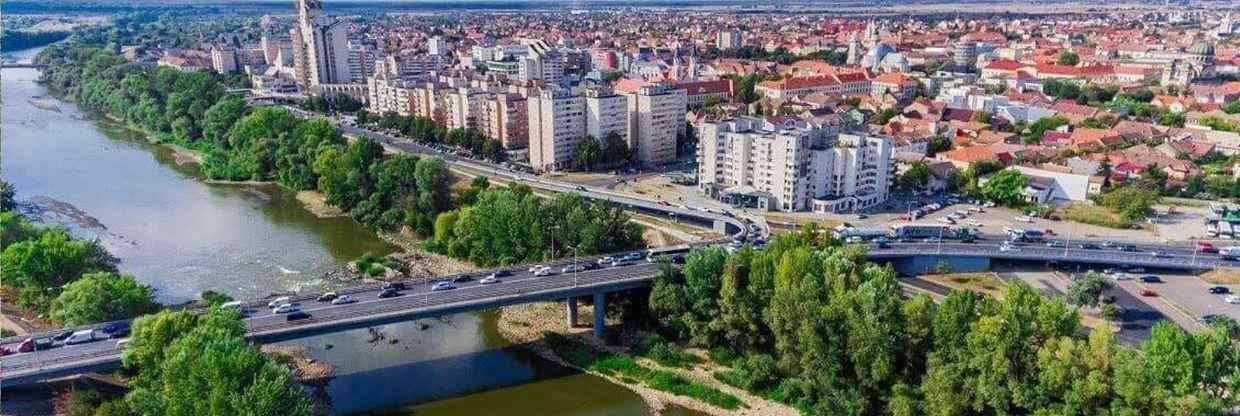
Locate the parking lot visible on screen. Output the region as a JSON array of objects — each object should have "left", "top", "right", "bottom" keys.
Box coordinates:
[{"left": 1128, "top": 271, "right": 1239, "bottom": 329}]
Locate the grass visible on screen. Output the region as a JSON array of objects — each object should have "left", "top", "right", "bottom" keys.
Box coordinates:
[
  {"left": 1200, "top": 268, "right": 1240, "bottom": 285},
  {"left": 922, "top": 272, "right": 1006, "bottom": 299},
  {"left": 1063, "top": 203, "right": 1130, "bottom": 229},
  {"left": 634, "top": 335, "right": 702, "bottom": 369},
  {"left": 542, "top": 332, "right": 744, "bottom": 410}
]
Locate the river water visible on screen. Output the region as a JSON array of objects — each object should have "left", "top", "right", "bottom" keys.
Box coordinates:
[{"left": 1, "top": 47, "right": 691, "bottom": 415}]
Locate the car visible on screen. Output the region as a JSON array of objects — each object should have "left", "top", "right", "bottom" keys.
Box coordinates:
[
  {"left": 492, "top": 270, "right": 512, "bottom": 277},
  {"left": 1046, "top": 240, "right": 1065, "bottom": 248},
  {"left": 267, "top": 296, "right": 291, "bottom": 308},
  {"left": 317, "top": 292, "right": 338, "bottom": 302},
  {"left": 378, "top": 288, "right": 402, "bottom": 298},
  {"left": 1111, "top": 273, "right": 1133, "bottom": 281},
  {"left": 480, "top": 275, "right": 500, "bottom": 285},
  {"left": 1197, "top": 241, "right": 1218, "bottom": 253},
  {"left": 1150, "top": 251, "right": 1171, "bottom": 258},
  {"left": 1141, "top": 289, "right": 1158, "bottom": 297},
  {"left": 529, "top": 265, "right": 547, "bottom": 273},
  {"left": 286, "top": 311, "right": 312, "bottom": 321},
  {"left": 115, "top": 338, "right": 131, "bottom": 349},
  {"left": 1119, "top": 244, "right": 1138, "bottom": 252},
  {"left": 453, "top": 275, "right": 473, "bottom": 283},
  {"left": 597, "top": 256, "right": 616, "bottom": 265},
  {"left": 272, "top": 304, "right": 300, "bottom": 314},
  {"left": 64, "top": 330, "right": 98, "bottom": 346},
  {"left": 1081, "top": 243, "right": 1102, "bottom": 250},
  {"left": 856, "top": 214, "right": 868, "bottom": 219},
  {"left": 1209, "top": 286, "right": 1230, "bottom": 294},
  {"left": 610, "top": 259, "right": 627, "bottom": 267},
  {"left": 99, "top": 321, "right": 130, "bottom": 338},
  {"left": 432, "top": 282, "right": 455, "bottom": 291},
  {"left": 875, "top": 237, "right": 891, "bottom": 248},
  {"left": 533, "top": 267, "right": 554, "bottom": 276},
  {"left": 562, "top": 264, "right": 586, "bottom": 273},
  {"left": 999, "top": 244, "right": 1018, "bottom": 252},
  {"left": 1226, "top": 295, "right": 1240, "bottom": 304},
  {"left": 622, "top": 252, "right": 644, "bottom": 262},
  {"left": 331, "top": 295, "right": 356, "bottom": 305},
  {"left": 382, "top": 282, "right": 407, "bottom": 291},
  {"left": 1140, "top": 275, "right": 1162, "bottom": 283}
]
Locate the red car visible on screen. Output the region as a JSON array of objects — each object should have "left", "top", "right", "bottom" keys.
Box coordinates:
[
  {"left": 1197, "top": 241, "right": 1218, "bottom": 253},
  {"left": 1141, "top": 289, "right": 1158, "bottom": 297}
]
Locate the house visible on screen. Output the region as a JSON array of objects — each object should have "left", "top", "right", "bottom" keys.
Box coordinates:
[
  {"left": 1068, "top": 127, "right": 1124, "bottom": 150},
  {"left": 936, "top": 143, "right": 1021, "bottom": 169}
]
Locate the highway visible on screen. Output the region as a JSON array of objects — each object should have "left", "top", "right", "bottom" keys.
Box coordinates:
[{"left": 4, "top": 235, "right": 1237, "bottom": 386}]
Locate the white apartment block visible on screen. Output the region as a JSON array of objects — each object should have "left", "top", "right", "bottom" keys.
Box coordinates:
[
  {"left": 367, "top": 76, "right": 416, "bottom": 116},
  {"left": 620, "top": 82, "right": 687, "bottom": 166},
  {"left": 527, "top": 88, "right": 586, "bottom": 172},
  {"left": 427, "top": 36, "right": 447, "bottom": 56},
  {"left": 347, "top": 44, "right": 377, "bottom": 83},
  {"left": 717, "top": 30, "right": 742, "bottom": 50},
  {"left": 211, "top": 47, "right": 239, "bottom": 74},
  {"left": 444, "top": 87, "right": 484, "bottom": 130},
  {"left": 296, "top": 0, "right": 352, "bottom": 87},
  {"left": 584, "top": 88, "right": 629, "bottom": 142},
  {"left": 697, "top": 117, "right": 892, "bottom": 213}
]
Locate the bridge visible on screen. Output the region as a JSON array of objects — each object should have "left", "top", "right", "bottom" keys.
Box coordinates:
[
  {"left": 1, "top": 235, "right": 1229, "bottom": 387},
  {"left": 0, "top": 63, "right": 46, "bottom": 69}
]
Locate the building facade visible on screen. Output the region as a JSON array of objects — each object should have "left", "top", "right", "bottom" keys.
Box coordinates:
[{"left": 527, "top": 88, "right": 586, "bottom": 172}]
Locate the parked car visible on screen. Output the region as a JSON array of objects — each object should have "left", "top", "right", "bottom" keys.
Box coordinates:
[
  {"left": 272, "top": 304, "right": 300, "bottom": 314},
  {"left": 533, "top": 267, "right": 554, "bottom": 276},
  {"left": 379, "top": 288, "right": 402, "bottom": 298},
  {"left": 1140, "top": 275, "right": 1162, "bottom": 283},
  {"left": 317, "top": 292, "right": 338, "bottom": 302},
  {"left": 115, "top": 338, "right": 130, "bottom": 349},
  {"left": 453, "top": 275, "right": 473, "bottom": 283},
  {"left": 331, "top": 295, "right": 356, "bottom": 305},
  {"left": 1209, "top": 286, "right": 1230, "bottom": 294},
  {"left": 597, "top": 256, "right": 616, "bottom": 266},
  {"left": 1197, "top": 241, "right": 1218, "bottom": 253},
  {"left": 562, "top": 264, "right": 586, "bottom": 273},
  {"left": 431, "top": 282, "right": 455, "bottom": 291}
]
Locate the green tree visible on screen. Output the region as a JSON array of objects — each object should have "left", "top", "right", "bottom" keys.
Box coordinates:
[
  {"left": 50, "top": 272, "right": 156, "bottom": 326},
  {"left": 1098, "top": 186, "right": 1158, "bottom": 223},
  {"left": 898, "top": 163, "right": 932, "bottom": 192},
  {"left": 980, "top": 169, "right": 1028, "bottom": 206},
  {"left": 0, "top": 180, "right": 16, "bottom": 212},
  {"left": 1057, "top": 52, "right": 1080, "bottom": 66},
  {"left": 1, "top": 228, "right": 118, "bottom": 311},
  {"left": 1066, "top": 272, "right": 1114, "bottom": 308}
]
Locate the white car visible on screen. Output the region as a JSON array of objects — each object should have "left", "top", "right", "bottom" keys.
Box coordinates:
[
  {"left": 528, "top": 265, "right": 546, "bottom": 273},
  {"left": 1110, "top": 273, "right": 1133, "bottom": 281},
  {"left": 431, "top": 282, "right": 455, "bottom": 291},
  {"left": 330, "top": 295, "right": 356, "bottom": 305},
  {"left": 272, "top": 304, "right": 300, "bottom": 314},
  {"left": 1226, "top": 295, "right": 1240, "bottom": 304},
  {"left": 999, "top": 244, "right": 1018, "bottom": 252},
  {"left": 480, "top": 275, "right": 500, "bottom": 285},
  {"left": 267, "top": 296, "right": 291, "bottom": 308},
  {"left": 533, "top": 267, "right": 553, "bottom": 276},
  {"left": 1015, "top": 215, "right": 1034, "bottom": 223},
  {"left": 597, "top": 256, "right": 615, "bottom": 266}
]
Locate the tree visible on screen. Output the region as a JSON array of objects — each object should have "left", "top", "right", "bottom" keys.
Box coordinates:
[
  {"left": 1057, "top": 51, "right": 1080, "bottom": 66},
  {"left": 979, "top": 169, "right": 1028, "bottom": 206},
  {"left": 897, "top": 163, "right": 932, "bottom": 192},
  {"left": 50, "top": 272, "right": 156, "bottom": 326},
  {"left": 123, "top": 309, "right": 311, "bottom": 416},
  {"left": 1098, "top": 186, "right": 1158, "bottom": 223},
  {"left": 1066, "top": 272, "right": 1114, "bottom": 308},
  {"left": 1, "top": 228, "right": 119, "bottom": 311},
  {"left": 1024, "top": 116, "right": 1068, "bottom": 143},
  {"left": 572, "top": 135, "right": 603, "bottom": 171},
  {"left": 0, "top": 180, "right": 15, "bottom": 212}
]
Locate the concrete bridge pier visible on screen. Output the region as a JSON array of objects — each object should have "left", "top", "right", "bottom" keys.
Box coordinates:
[
  {"left": 566, "top": 297, "right": 579, "bottom": 327},
  {"left": 592, "top": 292, "right": 606, "bottom": 340}
]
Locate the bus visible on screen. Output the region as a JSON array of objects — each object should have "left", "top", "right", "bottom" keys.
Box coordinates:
[
  {"left": 891, "top": 223, "right": 952, "bottom": 240},
  {"left": 647, "top": 244, "right": 693, "bottom": 263}
]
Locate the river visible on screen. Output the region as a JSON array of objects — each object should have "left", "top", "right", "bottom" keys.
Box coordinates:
[{"left": 1, "top": 47, "right": 695, "bottom": 416}]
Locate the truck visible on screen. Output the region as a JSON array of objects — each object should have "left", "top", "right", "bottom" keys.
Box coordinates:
[{"left": 1221, "top": 246, "right": 1240, "bottom": 261}]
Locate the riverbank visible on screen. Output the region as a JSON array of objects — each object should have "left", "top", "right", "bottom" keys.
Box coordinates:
[{"left": 496, "top": 302, "right": 798, "bottom": 416}]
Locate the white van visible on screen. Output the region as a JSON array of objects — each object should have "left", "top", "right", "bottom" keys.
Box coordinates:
[
  {"left": 64, "top": 330, "right": 97, "bottom": 345},
  {"left": 267, "top": 297, "right": 291, "bottom": 308},
  {"left": 221, "top": 301, "right": 245, "bottom": 311}
]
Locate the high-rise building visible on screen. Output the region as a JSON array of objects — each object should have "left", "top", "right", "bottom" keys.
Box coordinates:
[
  {"left": 367, "top": 73, "right": 416, "bottom": 116},
  {"left": 478, "top": 93, "right": 529, "bottom": 149},
  {"left": 584, "top": 87, "right": 629, "bottom": 143},
  {"left": 716, "top": 29, "right": 742, "bottom": 50},
  {"left": 952, "top": 40, "right": 977, "bottom": 70},
  {"left": 210, "top": 47, "right": 239, "bottom": 74},
  {"left": 427, "top": 36, "right": 447, "bottom": 56},
  {"left": 527, "top": 88, "right": 586, "bottom": 172},
  {"left": 294, "top": 0, "right": 352, "bottom": 87},
  {"left": 517, "top": 40, "right": 564, "bottom": 84},
  {"left": 347, "top": 44, "right": 377, "bottom": 83},
  {"left": 616, "top": 80, "right": 687, "bottom": 166},
  {"left": 697, "top": 118, "right": 892, "bottom": 213}
]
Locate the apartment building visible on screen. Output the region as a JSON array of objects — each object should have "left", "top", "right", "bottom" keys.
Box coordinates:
[
  {"left": 584, "top": 88, "right": 629, "bottom": 142},
  {"left": 755, "top": 73, "right": 871, "bottom": 100},
  {"left": 444, "top": 87, "right": 483, "bottom": 130},
  {"left": 210, "top": 47, "right": 239, "bottom": 74},
  {"left": 347, "top": 44, "right": 377, "bottom": 83},
  {"left": 698, "top": 117, "right": 892, "bottom": 213},
  {"left": 527, "top": 88, "right": 586, "bottom": 172},
  {"left": 717, "top": 29, "right": 742, "bottom": 50},
  {"left": 616, "top": 80, "right": 687, "bottom": 166},
  {"left": 478, "top": 93, "right": 529, "bottom": 149},
  {"left": 367, "top": 75, "right": 416, "bottom": 116}
]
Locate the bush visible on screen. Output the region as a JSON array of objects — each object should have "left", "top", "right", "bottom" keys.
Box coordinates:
[
  {"left": 636, "top": 335, "right": 700, "bottom": 369},
  {"left": 1063, "top": 203, "right": 1130, "bottom": 229},
  {"left": 708, "top": 346, "right": 741, "bottom": 366}
]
